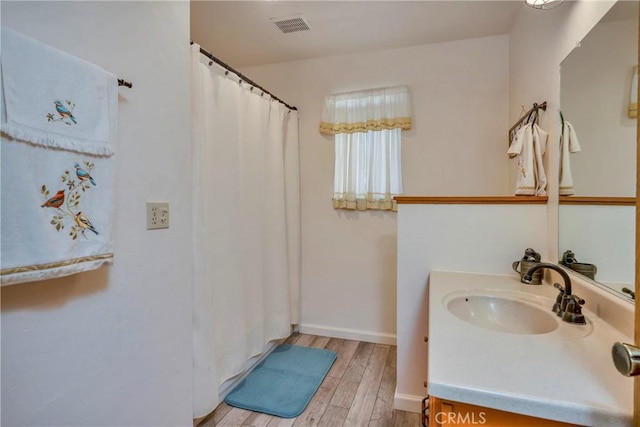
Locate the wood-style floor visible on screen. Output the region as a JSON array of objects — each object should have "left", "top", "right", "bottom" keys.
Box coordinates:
[{"left": 197, "top": 333, "right": 421, "bottom": 427}]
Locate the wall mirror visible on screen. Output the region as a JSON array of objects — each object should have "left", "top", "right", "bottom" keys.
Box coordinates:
[{"left": 558, "top": 0, "right": 637, "bottom": 303}]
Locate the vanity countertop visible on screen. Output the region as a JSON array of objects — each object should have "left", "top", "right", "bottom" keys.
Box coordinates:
[{"left": 428, "top": 270, "right": 634, "bottom": 427}]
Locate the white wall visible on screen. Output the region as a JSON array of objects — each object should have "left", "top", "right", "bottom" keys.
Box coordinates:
[
  {"left": 241, "top": 35, "right": 511, "bottom": 343},
  {"left": 560, "top": 17, "right": 637, "bottom": 197},
  {"left": 1, "top": 2, "right": 193, "bottom": 426},
  {"left": 509, "top": 0, "right": 616, "bottom": 260},
  {"left": 395, "top": 203, "right": 547, "bottom": 411}
]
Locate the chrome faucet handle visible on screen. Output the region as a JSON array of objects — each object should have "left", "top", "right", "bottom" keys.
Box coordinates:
[{"left": 561, "top": 295, "right": 586, "bottom": 325}]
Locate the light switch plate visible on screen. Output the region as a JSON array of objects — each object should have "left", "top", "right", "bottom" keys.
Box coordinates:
[{"left": 146, "top": 202, "right": 169, "bottom": 230}]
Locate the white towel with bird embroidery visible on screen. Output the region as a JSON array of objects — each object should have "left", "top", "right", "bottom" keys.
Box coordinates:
[
  {"left": 1, "top": 27, "right": 117, "bottom": 155},
  {"left": 559, "top": 121, "right": 581, "bottom": 196},
  {"left": 0, "top": 27, "right": 117, "bottom": 286},
  {"left": 508, "top": 122, "right": 548, "bottom": 196}
]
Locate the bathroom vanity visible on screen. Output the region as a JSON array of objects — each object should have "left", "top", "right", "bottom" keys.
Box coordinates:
[{"left": 427, "top": 271, "right": 633, "bottom": 427}]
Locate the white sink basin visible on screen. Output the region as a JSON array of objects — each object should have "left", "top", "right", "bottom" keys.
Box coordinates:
[{"left": 446, "top": 294, "right": 558, "bottom": 335}]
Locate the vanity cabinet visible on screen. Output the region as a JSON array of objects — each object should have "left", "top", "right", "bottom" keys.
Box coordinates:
[{"left": 428, "top": 396, "right": 578, "bottom": 427}]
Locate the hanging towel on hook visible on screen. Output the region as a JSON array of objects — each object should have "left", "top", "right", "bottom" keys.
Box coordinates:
[
  {"left": 508, "top": 122, "right": 548, "bottom": 196},
  {"left": 559, "top": 121, "right": 581, "bottom": 196},
  {"left": 0, "top": 27, "right": 118, "bottom": 286}
]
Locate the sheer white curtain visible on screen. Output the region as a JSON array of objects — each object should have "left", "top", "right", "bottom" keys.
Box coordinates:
[
  {"left": 190, "top": 44, "right": 301, "bottom": 418},
  {"left": 320, "top": 86, "right": 411, "bottom": 211},
  {"left": 333, "top": 129, "right": 403, "bottom": 210}
]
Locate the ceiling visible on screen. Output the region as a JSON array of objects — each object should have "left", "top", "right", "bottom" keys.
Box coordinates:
[{"left": 191, "top": 1, "right": 526, "bottom": 68}]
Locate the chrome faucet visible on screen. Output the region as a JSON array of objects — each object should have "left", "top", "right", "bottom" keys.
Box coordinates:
[{"left": 522, "top": 262, "right": 586, "bottom": 325}]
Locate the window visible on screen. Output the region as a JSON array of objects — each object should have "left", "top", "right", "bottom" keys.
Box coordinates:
[{"left": 319, "top": 86, "right": 412, "bottom": 211}]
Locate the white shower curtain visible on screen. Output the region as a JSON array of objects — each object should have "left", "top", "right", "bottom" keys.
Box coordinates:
[{"left": 190, "top": 44, "right": 301, "bottom": 418}]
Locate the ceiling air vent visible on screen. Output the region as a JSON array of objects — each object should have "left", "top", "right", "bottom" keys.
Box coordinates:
[{"left": 270, "top": 14, "right": 311, "bottom": 34}]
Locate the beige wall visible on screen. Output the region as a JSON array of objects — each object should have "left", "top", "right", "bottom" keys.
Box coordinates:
[{"left": 242, "top": 35, "right": 511, "bottom": 342}]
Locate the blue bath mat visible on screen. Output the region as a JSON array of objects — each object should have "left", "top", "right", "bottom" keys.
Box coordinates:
[{"left": 224, "top": 344, "right": 337, "bottom": 418}]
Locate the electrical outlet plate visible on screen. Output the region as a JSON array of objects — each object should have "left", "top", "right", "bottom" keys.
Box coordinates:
[{"left": 146, "top": 202, "right": 169, "bottom": 230}]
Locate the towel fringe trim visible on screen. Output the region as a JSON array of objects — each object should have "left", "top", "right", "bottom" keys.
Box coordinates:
[
  {"left": 1, "top": 124, "right": 114, "bottom": 156},
  {"left": 1, "top": 253, "right": 114, "bottom": 286}
]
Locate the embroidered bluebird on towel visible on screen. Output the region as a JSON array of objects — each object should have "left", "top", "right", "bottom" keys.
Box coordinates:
[{"left": 1, "top": 27, "right": 117, "bottom": 155}]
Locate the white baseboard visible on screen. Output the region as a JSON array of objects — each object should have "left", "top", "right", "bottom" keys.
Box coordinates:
[
  {"left": 298, "top": 323, "right": 397, "bottom": 345},
  {"left": 393, "top": 389, "right": 424, "bottom": 413}
]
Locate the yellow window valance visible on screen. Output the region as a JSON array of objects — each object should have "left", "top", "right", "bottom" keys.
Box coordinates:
[{"left": 319, "top": 85, "right": 412, "bottom": 135}]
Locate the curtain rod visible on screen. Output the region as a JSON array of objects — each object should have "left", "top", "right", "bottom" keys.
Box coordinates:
[{"left": 190, "top": 40, "right": 297, "bottom": 111}]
